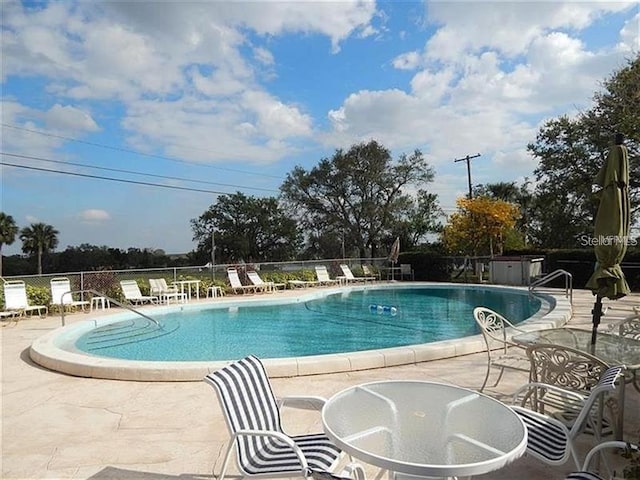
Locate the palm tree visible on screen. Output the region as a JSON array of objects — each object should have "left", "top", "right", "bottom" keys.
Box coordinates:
[
  {"left": 0, "top": 212, "right": 19, "bottom": 275},
  {"left": 20, "top": 222, "right": 59, "bottom": 274}
]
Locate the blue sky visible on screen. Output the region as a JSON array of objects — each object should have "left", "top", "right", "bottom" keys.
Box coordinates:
[{"left": 1, "top": 1, "right": 638, "bottom": 256}]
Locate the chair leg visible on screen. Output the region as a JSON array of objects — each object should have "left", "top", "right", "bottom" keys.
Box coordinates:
[
  {"left": 492, "top": 367, "right": 505, "bottom": 388},
  {"left": 480, "top": 361, "right": 491, "bottom": 392},
  {"left": 216, "top": 441, "right": 236, "bottom": 480}
]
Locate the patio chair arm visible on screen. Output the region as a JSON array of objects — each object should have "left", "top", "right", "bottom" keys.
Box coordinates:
[
  {"left": 278, "top": 395, "right": 327, "bottom": 411},
  {"left": 581, "top": 441, "right": 640, "bottom": 473}
]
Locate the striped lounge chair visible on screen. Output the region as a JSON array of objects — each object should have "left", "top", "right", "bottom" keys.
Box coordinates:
[
  {"left": 204, "top": 355, "right": 363, "bottom": 480},
  {"left": 512, "top": 365, "right": 625, "bottom": 470}
]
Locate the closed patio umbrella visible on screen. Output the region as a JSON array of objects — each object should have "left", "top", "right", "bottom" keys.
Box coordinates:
[{"left": 585, "top": 133, "right": 630, "bottom": 345}]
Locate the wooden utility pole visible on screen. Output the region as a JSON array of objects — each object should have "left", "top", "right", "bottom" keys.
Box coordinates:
[{"left": 454, "top": 153, "right": 481, "bottom": 199}]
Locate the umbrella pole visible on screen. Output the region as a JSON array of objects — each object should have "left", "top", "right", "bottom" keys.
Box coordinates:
[{"left": 590, "top": 295, "right": 604, "bottom": 346}]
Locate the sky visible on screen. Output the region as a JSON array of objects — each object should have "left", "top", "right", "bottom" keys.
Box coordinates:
[{"left": 1, "top": 1, "right": 638, "bottom": 256}]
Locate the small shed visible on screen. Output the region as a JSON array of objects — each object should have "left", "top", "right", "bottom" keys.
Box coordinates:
[{"left": 489, "top": 256, "right": 544, "bottom": 286}]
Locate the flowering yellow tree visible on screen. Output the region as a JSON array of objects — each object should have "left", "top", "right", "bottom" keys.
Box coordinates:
[{"left": 442, "top": 196, "right": 521, "bottom": 256}]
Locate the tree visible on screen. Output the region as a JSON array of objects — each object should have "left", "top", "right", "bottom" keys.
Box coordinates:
[
  {"left": 475, "top": 180, "right": 534, "bottom": 246},
  {"left": 441, "top": 196, "right": 521, "bottom": 256},
  {"left": 280, "top": 140, "right": 437, "bottom": 258},
  {"left": 191, "top": 192, "right": 301, "bottom": 263},
  {"left": 0, "top": 212, "right": 19, "bottom": 275},
  {"left": 528, "top": 54, "right": 639, "bottom": 247},
  {"left": 20, "top": 222, "right": 59, "bottom": 274}
]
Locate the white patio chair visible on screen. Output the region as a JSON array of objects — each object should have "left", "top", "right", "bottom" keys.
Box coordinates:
[
  {"left": 512, "top": 365, "right": 625, "bottom": 470},
  {"left": 338, "top": 265, "right": 376, "bottom": 284},
  {"left": 607, "top": 309, "right": 640, "bottom": 393},
  {"left": 3, "top": 280, "right": 47, "bottom": 317},
  {"left": 50, "top": 277, "right": 90, "bottom": 312},
  {"left": 149, "top": 278, "right": 186, "bottom": 304},
  {"left": 473, "top": 306, "right": 530, "bottom": 392},
  {"left": 399, "top": 263, "right": 414, "bottom": 280},
  {"left": 119, "top": 280, "right": 157, "bottom": 305},
  {"left": 227, "top": 268, "right": 259, "bottom": 294},
  {"left": 247, "top": 271, "right": 285, "bottom": 292},
  {"left": 204, "top": 355, "right": 365, "bottom": 480},
  {"left": 314, "top": 266, "right": 340, "bottom": 286},
  {"left": 517, "top": 343, "right": 618, "bottom": 439},
  {"left": 565, "top": 441, "right": 640, "bottom": 480}
]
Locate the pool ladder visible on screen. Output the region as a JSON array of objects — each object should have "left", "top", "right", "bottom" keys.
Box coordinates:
[
  {"left": 59, "top": 288, "right": 161, "bottom": 328},
  {"left": 528, "top": 269, "right": 573, "bottom": 303}
]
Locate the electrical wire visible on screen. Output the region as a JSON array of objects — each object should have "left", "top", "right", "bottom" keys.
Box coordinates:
[
  {"left": 1, "top": 160, "right": 241, "bottom": 195},
  {"left": 0, "top": 152, "right": 278, "bottom": 193},
  {"left": 1, "top": 123, "right": 284, "bottom": 179}
]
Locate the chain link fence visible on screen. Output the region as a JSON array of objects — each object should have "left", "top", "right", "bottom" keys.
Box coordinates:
[{"left": 1, "top": 258, "right": 394, "bottom": 313}]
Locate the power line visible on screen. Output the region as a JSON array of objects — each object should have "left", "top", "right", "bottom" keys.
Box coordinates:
[
  {"left": 1, "top": 160, "right": 243, "bottom": 195},
  {"left": 1, "top": 123, "right": 284, "bottom": 180},
  {"left": 0, "top": 152, "right": 278, "bottom": 193}
]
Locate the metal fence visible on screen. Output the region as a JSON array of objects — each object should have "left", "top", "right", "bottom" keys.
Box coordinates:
[{"left": 0, "top": 257, "right": 395, "bottom": 308}]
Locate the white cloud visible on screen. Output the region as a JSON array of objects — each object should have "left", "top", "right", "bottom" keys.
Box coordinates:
[
  {"left": 43, "top": 104, "right": 99, "bottom": 133},
  {"left": 78, "top": 209, "right": 111, "bottom": 222}
]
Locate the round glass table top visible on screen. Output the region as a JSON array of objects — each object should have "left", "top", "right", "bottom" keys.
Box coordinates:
[{"left": 322, "top": 380, "right": 527, "bottom": 478}]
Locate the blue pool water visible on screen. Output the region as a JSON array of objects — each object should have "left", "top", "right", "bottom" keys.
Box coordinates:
[{"left": 75, "top": 286, "right": 542, "bottom": 361}]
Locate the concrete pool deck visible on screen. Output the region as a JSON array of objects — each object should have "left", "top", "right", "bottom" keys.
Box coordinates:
[{"left": 2, "top": 286, "right": 639, "bottom": 480}]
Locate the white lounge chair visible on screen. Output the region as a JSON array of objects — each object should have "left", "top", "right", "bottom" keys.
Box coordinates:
[
  {"left": 149, "top": 278, "right": 186, "bottom": 304},
  {"left": 204, "top": 355, "right": 365, "bottom": 480},
  {"left": 314, "top": 265, "right": 340, "bottom": 286},
  {"left": 339, "top": 264, "right": 376, "bottom": 283},
  {"left": 227, "top": 268, "right": 258, "bottom": 294},
  {"left": 3, "top": 280, "right": 47, "bottom": 317},
  {"left": 50, "top": 277, "right": 90, "bottom": 312},
  {"left": 361, "top": 265, "right": 379, "bottom": 280},
  {"left": 512, "top": 366, "right": 625, "bottom": 470},
  {"left": 246, "top": 271, "right": 285, "bottom": 293},
  {"left": 473, "top": 307, "right": 530, "bottom": 392},
  {"left": 119, "top": 280, "right": 157, "bottom": 305}
]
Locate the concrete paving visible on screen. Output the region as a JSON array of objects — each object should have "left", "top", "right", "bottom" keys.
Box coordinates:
[{"left": 2, "top": 287, "right": 639, "bottom": 480}]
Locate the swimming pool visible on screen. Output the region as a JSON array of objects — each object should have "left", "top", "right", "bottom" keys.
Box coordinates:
[{"left": 30, "top": 283, "right": 571, "bottom": 381}]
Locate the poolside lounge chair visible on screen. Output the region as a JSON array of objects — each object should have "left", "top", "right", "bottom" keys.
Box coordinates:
[
  {"left": 338, "top": 264, "right": 376, "bottom": 284},
  {"left": 50, "top": 277, "right": 90, "bottom": 312},
  {"left": 119, "top": 280, "right": 158, "bottom": 305},
  {"left": 3, "top": 280, "right": 47, "bottom": 317},
  {"left": 204, "top": 355, "right": 365, "bottom": 480},
  {"left": 149, "top": 278, "right": 186, "bottom": 304},
  {"left": 227, "top": 268, "right": 259, "bottom": 294},
  {"left": 511, "top": 365, "right": 625, "bottom": 470},
  {"left": 314, "top": 266, "right": 340, "bottom": 286},
  {"left": 247, "top": 270, "right": 285, "bottom": 293},
  {"left": 473, "top": 307, "right": 530, "bottom": 392},
  {"left": 361, "top": 265, "right": 379, "bottom": 280}
]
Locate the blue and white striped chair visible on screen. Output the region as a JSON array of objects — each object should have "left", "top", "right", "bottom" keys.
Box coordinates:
[
  {"left": 205, "top": 355, "right": 362, "bottom": 480},
  {"left": 512, "top": 366, "right": 625, "bottom": 470}
]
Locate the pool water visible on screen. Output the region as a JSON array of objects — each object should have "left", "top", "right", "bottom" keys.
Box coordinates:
[{"left": 75, "top": 286, "right": 542, "bottom": 361}]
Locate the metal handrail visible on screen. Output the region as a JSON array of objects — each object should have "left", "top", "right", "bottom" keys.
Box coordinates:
[
  {"left": 528, "top": 269, "right": 573, "bottom": 303},
  {"left": 59, "top": 289, "right": 161, "bottom": 328}
]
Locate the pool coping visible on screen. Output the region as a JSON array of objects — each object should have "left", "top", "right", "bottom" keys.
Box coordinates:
[{"left": 29, "top": 282, "right": 571, "bottom": 381}]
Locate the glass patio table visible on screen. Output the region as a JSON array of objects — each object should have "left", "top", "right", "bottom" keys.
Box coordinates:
[
  {"left": 512, "top": 327, "right": 640, "bottom": 440},
  {"left": 322, "top": 380, "right": 527, "bottom": 480},
  {"left": 511, "top": 327, "right": 640, "bottom": 369}
]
